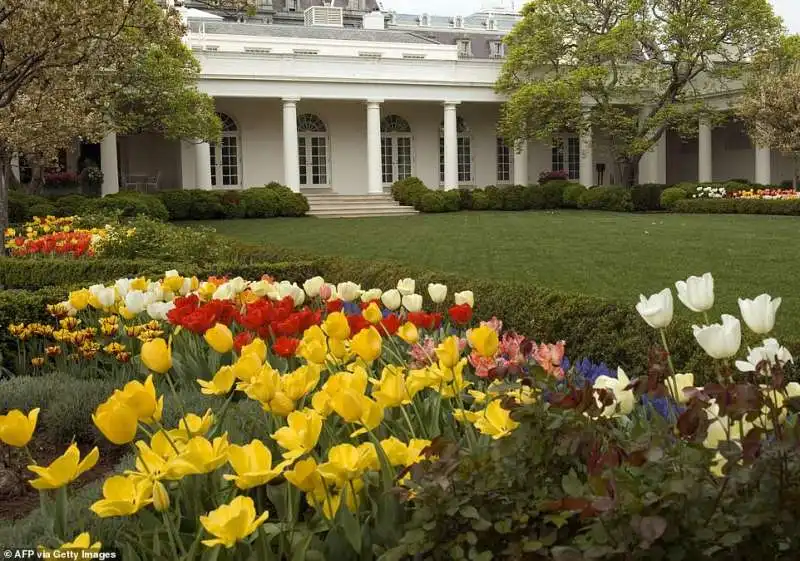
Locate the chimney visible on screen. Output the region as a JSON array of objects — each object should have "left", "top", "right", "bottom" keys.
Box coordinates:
[{"left": 362, "top": 11, "right": 385, "bottom": 29}]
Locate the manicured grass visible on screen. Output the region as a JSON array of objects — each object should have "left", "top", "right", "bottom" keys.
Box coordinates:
[{"left": 195, "top": 211, "right": 800, "bottom": 335}]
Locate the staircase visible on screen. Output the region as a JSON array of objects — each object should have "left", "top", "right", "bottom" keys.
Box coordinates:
[{"left": 303, "top": 192, "right": 419, "bottom": 218}]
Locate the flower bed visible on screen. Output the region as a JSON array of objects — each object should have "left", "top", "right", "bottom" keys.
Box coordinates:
[
  {"left": 731, "top": 187, "right": 800, "bottom": 200},
  {"left": 3, "top": 271, "right": 800, "bottom": 558},
  {"left": 4, "top": 216, "right": 108, "bottom": 258}
]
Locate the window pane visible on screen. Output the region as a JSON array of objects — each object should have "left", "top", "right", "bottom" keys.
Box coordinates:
[
  {"left": 397, "top": 137, "right": 412, "bottom": 180},
  {"left": 298, "top": 137, "right": 307, "bottom": 185},
  {"left": 496, "top": 137, "right": 511, "bottom": 183},
  {"left": 381, "top": 137, "right": 393, "bottom": 184},
  {"left": 567, "top": 137, "right": 580, "bottom": 180},
  {"left": 209, "top": 142, "right": 217, "bottom": 186},
  {"left": 439, "top": 136, "right": 445, "bottom": 183},
  {"left": 457, "top": 137, "right": 471, "bottom": 183},
  {"left": 221, "top": 136, "right": 238, "bottom": 186}
]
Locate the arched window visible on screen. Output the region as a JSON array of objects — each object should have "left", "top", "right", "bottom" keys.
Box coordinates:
[
  {"left": 210, "top": 113, "right": 241, "bottom": 187},
  {"left": 297, "top": 114, "right": 329, "bottom": 186},
  {"left": 380, "top": 115, "right": 413, "bottom": 185},
  {"left": 439, "top": 116, "right": 473, "bottom": 184}
]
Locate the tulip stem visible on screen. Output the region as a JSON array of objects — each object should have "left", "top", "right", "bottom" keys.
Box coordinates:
[
  {"left": 400, "top": 406, "right": 417, "bottom": 439},
  {"left": 659, "top": 329, "right": 681, "bottom": 403},
  {"left": 165, "top": 372, "right": 190, "bottom": 435},
  {"left": 163, "top": 511, "right": 186, "bottom": 556}
]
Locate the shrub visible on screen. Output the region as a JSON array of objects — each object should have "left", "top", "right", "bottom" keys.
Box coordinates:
[
  {"left": 97, "top": 216, "right": 231, "bottom": 264},
  {"left": 418, "top": 191, "right": 459, "bottom": 213},
  {"left": 52, "top": 194, "right": 91, "bottom": 217},
  {"left": 630, "top": 183, "right": 668, "bottom": 211},
  {"left": 672, "top": 181, "right": 700, "bottom": 196},
  {"left": 672, "top": 198, "right": 800, "bottom": 215},
  {"left": 458, "top": 188, "right": 475, "bottom": 210},
  {"left": 660, "top": 186, "right": 689, "bottom": 209},
  {"left": 577, "top": 185, "right": 634, "bottom": 212},
  {"left": 156, "top": 190, "right": 195, "bottom": 220},
  {"left": 391, "top": 177, "right": 429, "bottom": 208},
  {"left": 471, "top": 190, "right": 491, "bottom": 210},
  {"left": 27, "top": 201, "right": 57, "bottom": 218},
  {"left": 524, "top": 185, "right": 546, "bottom": 209},
  {"left": 539, "top": 169, "right": 569, "bottom": 183},
  {"left": 541, "top": 180, "right": 574, "bottom": 208},
  {"left": 219, "top": 190, "right": 248, "bottom": 219},
  {"left": 500, "top": 185, "right": 529, "bottom": 211},
  {"left": 267, "top": 185, "right": 309, "bottom": 217},
  {"left": 241, "top": 188, "right": 280, "bottom": 218},
  {"left": 87, "top": 192, "right": 169, "bottom": 221},
  {"left": 483, "top": 185, "right": 504, "bottom": 210},
  {"left": 562, "top": 183, "right": 586, "bottom": 208}
]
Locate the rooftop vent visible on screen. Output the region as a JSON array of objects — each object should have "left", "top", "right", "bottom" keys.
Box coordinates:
[{"left": 305, "top": 6, "right": 344, "bottom": 27}]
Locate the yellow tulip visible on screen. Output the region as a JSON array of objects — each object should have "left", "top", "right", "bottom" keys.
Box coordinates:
[
  {"left": 323, "top": 312, "right": 351, "bottom": 340},
  {"left": 311, "top": 390, "right": 334, "bottom": 418},
  {"left": 405, "top": 438, "right": 431, "bottom": 466},
  {"left": 285, "top": 457, "right": 324, "bottom": 493},
  {"left": 317, "top": 443, "right": 375, "bottom": 487},
  {"left": 174, "top": 410, "right": 215, "bottom": 439},
  {"left": 362, "top": 302, "right": 383, "bottom": 324},
  {"left": 204, "top": 323, "right": 234, "bottom": 354},
  {"left": 225, "top": 439, "right": 291, "bottom": 490},
  {"left": 28, "top": 443, "right": 99, "bottom": 490},
  {"left": 371, "top": 366, "right": 411, "bottom": 408},
  {"left": 309, "top": 479, "right": 364, "bottom": 520},
  {"left": 68, "top": 289, "right": 90, "bottom": 311},
  {"left": 198, "top": 366, "right": 236, "bottom": 396},
  {"left": 266, "top": 391, "right": 296, "bottom": 417},
  {"left": 468, "top": 325, "right": 499, "bottom": 358},
  {"left": 57, "top": 532, "right": 102, "bottom": 551},
  {"left": 198, "top": 282, "right": 217, "bottom": 300},
  {"left": 241, "top": 338, "right": 267, "bottom": 362},
  {"left": 117, "top": 375, "right": 163, "bottom": 424},
  {"left": 238, "top": 365, "right": 281, "bottom": 404},
  {"left": 232, "top": 353, "right": 262, "bottom": 382},
  {"left": 272, "top": 409, "right": 323, "bottom": 460},
  {"left": 351, "top": 326, "right": 383, "bottom": 363},
  {"left": 130, "top": 277, "right": 148, "bottom": 291},
  {"left": 435, "top": 359, "right": 471, "bottom": 398},
  {"left": 328, "top": 337, "right": 349, "bottom": 360},
  {"left": 162, "top": 274, "right": 184, "bottom": 293},
  {"left": 282, "top": 364, "right": 321, "bottom": 401},
  {"left": 435, "top": 336, "right": 461, "bottom": 368},
  {"left": 141, "top": 338, "right": 172, "bottom": 374},
  {"left": 168, "top": 435, "right": 229, "bottom": 477},
  {"left": 89, "top": 475, "right": 153, "bottom": 518},
  {"left": 380, "top": 437, "right": 410, "bottom": 466},
  {"left": 200, "top": 496, "right": 269, "bottom": 549},
  {"left": 331, "top": 391, "right": 384, "bottom": 436},
  {"left": 153, "top": 480, "right": 170, "bottom": 512},
  {"left": 93, "top": 396, "right": 139, "bottom": 445},
  {"left": 406, "top": 367, "right": 442, "bottom": 397},
  {"left": 298, "top": 337, "right": 327, "bottom": 364},
  {"left": 119, "top": 306, "right": 136, "bottom": 321},
  {"left": 665, "top": 372, "right": 695, "bottom": 404},
  {"left": 397, "top": 322, "right": 419, "bottom": 345},
  {"left": 0, "top": 408, "right": 39, "bottom": 447},
  {"left": 473, "top": 400, "right": 519, "bottom": 439}
]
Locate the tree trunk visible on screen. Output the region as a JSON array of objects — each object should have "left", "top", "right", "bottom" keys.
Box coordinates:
[
  {"left": 0, "top": 149, "right": 10, "bottom": 253},
  {"left": 793, "top": 153, "right": 798, "bottom": 191}
]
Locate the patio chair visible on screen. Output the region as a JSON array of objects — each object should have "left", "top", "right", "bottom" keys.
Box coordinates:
[{"left": 144, "top": 171, "right": 160, "bottom": 193}]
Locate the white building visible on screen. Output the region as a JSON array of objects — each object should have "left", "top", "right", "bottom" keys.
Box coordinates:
[{"left": 90, "top": 1, "right": 789, "bottom": 203}]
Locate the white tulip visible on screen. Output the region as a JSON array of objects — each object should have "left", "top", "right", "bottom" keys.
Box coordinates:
[
  {"left": 635, "top": 288, "right": 673, "bottom": 329},
  {"left": 593, "top": 368, "right": 635, "bottom": 417},
  {"left": 96, "top": 287, "right": 116, "bottom": 308},
  {"left": 164, "top": 269, "right": 180, "bottom": 279},
  {"left": 303, "top": 276, "right": 325, "bottom": 298},
  {"left": 336, "top": 282, "right": 362, "bottom": 302},
  {"left": 665, "top": 372, "right": 695, "bottom": 404},
  {"left": 675, "top": 273, "right": 714, "bottom": 313},
  {"left": 228, "top": 277, "right": 248, "bottom": 294},
  {"left": 179, "top": 277, "right": 194, "bottom": 296},
  {"left": 147, "top": 301, "right": 175, "bottom": 321},
  {"left": 125, "top": 291, "right": 146, "bottom": 314},
  {"left": 277, "top": 281, "right": 305, "bottom": 307},
  {"left": 738, "top": 294, "right": 782, "bottom": 334},
  {"left": 454, "top": 290, "right": 474, "bottom": 308},
  {"left": 402, "top": 293, "right": 423, "bottom": 313},
  {"left": 427, "top": 283, "right": 448, "bottom": 304},
  {"left": 248, "top": 280, "right": 271, "bottom": 298},
  {"left": 212, "top": 283, "right": 236, "bottom": 301},
  {"left": 735, "top": 338, "right": 793, "bottom": 373},
  {"left": 693, "top": 314, "right": 741, "bottom": 359},
  {"left": 114, "top": 278, "right": 132, "bottom": 299},
  {"left": 58, "top": 300, "right": 78, "bottom": 317},
  {"left": 147, "top": 282, "right": 164, "bottom": 302},
  {"left": 360, "top": 288, "right": 383, "bottom": 303},
  {"left": 381, "top": 289, "right": 402, "bottom": 310},
  {"left": 396, "top": 278, "right": 416, "bottom": 296}
]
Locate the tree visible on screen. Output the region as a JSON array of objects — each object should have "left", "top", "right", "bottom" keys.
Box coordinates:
[
  {"left": 497, "top": 0, "right": 784, "bottom": 186},
  {"left": 0, "top": 0, "right": 220, "bottom": 242},
  {"left": 737, "top": 36, "right": 800, "bottom": 189}
]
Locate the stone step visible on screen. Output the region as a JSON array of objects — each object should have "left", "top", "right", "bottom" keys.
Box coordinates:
[
  {"left": 307, "top": 202, "right": 405, "bottom": 211},
  {"left": 305, "top": 195, "right": 397, "bottom": 202},
  {"left": 309, "top": 206, "right": 419, "bottom": 218},
  {"left": 303, "top": 192, "right": 416, "bottom": 218}
]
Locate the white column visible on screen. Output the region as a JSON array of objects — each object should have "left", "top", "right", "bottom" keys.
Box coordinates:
[
  {"left": 512, "top": 141, "right": 528, "bottom": 186},
  {"left": 755, "top": 145, "right": 771, "bottom": 185},
  {"left": 100, "top": 132, "right": 119, "bottom": 196},
  {"left": 638, "top": 134, "right": 667, "bottom": 184},
  {"left": 366, "top": 99, "right": 383, "bottom": 195},
  {"left": 579, "top": 127, "right": 594, "bottom": 187},
  {"left": 443, "top": 101, "right": 460, "bottom": 190},
  {"left": 282, "top": 97, "right": 301, "bottom": 193},
  {"left": 698, "top": 119, "right": 713, "bottom": 183},
  {"left": 194, "top": 141, "right": 212, "bottom": 190}
]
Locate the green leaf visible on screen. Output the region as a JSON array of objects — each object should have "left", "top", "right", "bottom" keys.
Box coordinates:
[
  {"left": 337, "top": 505, "right": 363, "bottom": 554},
  {"left": 459, "top": 505, "right": 480, "bottom": 519},
  {"left": 561, "top": 469, "right": 584, "bottom": 497},
  {"left": 551, "top": 546, "right": 584, "bottom": 561}
]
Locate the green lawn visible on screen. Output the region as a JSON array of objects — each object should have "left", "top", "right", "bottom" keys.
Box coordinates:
[{"left": 197, "top": 211, "right": 800, "bottom": 335}]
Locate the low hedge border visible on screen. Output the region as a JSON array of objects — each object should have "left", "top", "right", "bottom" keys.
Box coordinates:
[
  {"left": 672, "top": 198, "right": 800, "bottom": 215},
  {"left": 7, "top": 183, "right": 309, "bottom": 224},
  {"left": 0, "top": 258, "right": 323, "bottom": 291}
]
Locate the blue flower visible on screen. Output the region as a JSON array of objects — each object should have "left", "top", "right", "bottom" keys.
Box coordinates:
[
  {"left": 342, "top": 301, "right": 361, "bottom": 315},
  {"left": 568, "top": 357, "right": 614, "bottom": 385}
]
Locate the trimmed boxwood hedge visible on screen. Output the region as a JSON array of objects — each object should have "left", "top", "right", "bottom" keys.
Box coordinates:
[{"left": 672, "top": 198, "right": 800, "bottom": 215}]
